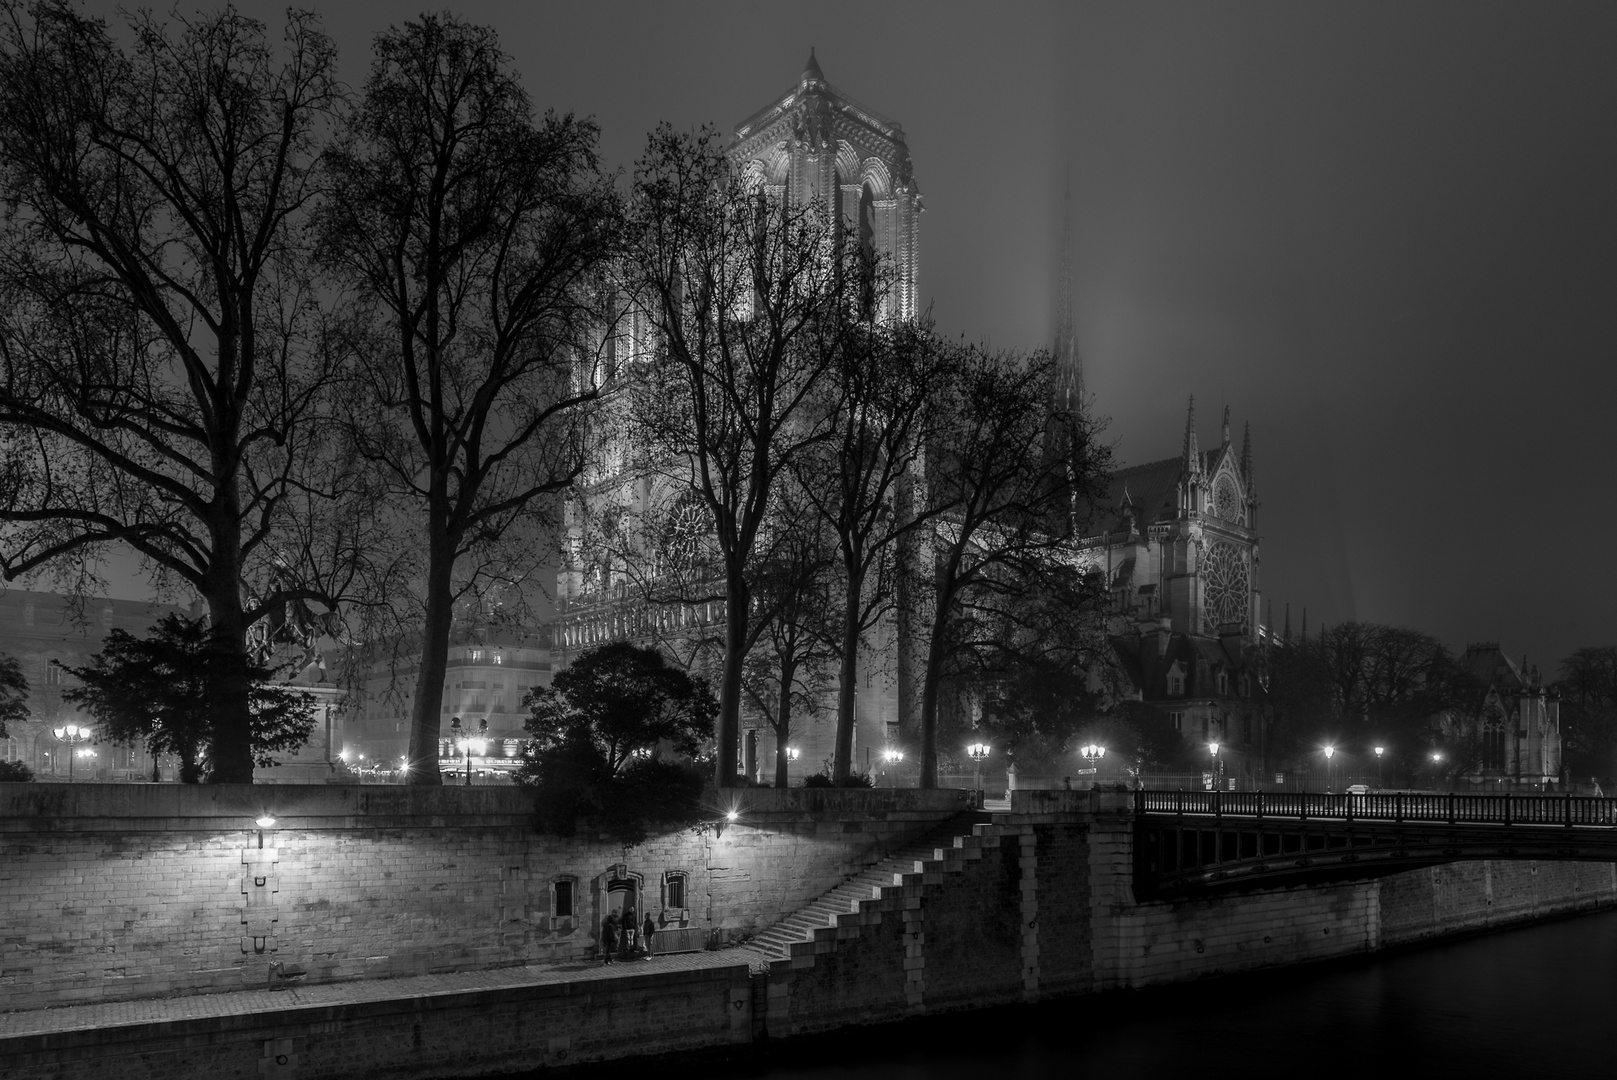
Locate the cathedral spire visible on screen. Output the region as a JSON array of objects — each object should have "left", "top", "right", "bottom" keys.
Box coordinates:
[
  {"left": 1183, "top": 396, "right": 1201, "bottom": 476},
  {"left": 1222, "top": 405, "right": 1231, "bottom": 447},
  {"left": 1053, "top": 179, "right": 1082, "bottom": 413}
]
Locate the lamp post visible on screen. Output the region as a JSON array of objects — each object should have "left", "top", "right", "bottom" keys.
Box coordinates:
[
  {"left": 1208, "top": 742, "right": 1221, "bottom": 791},
  {"left": 881, "top": 747, "right": 904, "bottom": 787},
  {"left": 1079, "top": 743, "right": 1107, "bottom": 788},
  {"left": 786, "top": 746, "right": 799, "bottom": 762},
  {"left": 967, "top": 742, "right": 990, "bottom": 805},
  {"left": 450, "top": 716, "right": 488, "bottom": 786},
  {"left": 1323, "top": 745, "right": 1336, "bottom": 792},
  {"left": 51, "top": 724, "right": 93, "bottom": 781},
  {"left": 1374, "top": 745, "right": 1385, "bottom": 788}
]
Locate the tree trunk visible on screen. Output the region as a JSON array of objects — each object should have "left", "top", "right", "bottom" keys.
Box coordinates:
[
  {"left": 406, "top": 526, "right": 457, "bottom": 786},
  {"left": 833, "top": 585, "right": 861, "bottom": 783},
  {"left": 715, "top": 576, "right": 750, "bottom": 788},
  {"left": 203, "top": 499, "right": 255, "bottom": 783},
  {"left": 774, "top": 656, "right": 795, "bottom": 788},
  {"left": 916, "top": 565, "right": 958, "bottom": 790}
]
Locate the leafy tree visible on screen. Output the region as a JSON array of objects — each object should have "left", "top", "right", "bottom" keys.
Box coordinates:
[
  {"left": 517, "top": 642, "right": 714, "bottom": 842},
  {"left": 62, "top": 614, "right": 316, "bottom": 783},
  {"left": 0, "top": 759, "right": 31, "bottom": 781},
  {"left": 318, "top": 13, "right": 620, "bottom": 784},
  {"left": 1557, "top": 646, "right": 1617, "bottom": 780},
  {"left": 0, "top": 2, "right": 352, "bottom": 782},
  {"left": 522, "top": 642, "right": 714, "bottom": 775},
  {"left": 1268, "top": 622, "right": 1478, "bottom": 779},
  {"left": 0, "top": 652, "right": 26, "bottom": 739},
  {"left": 628, "top": 124, "right": 858, "bottom": 787}
]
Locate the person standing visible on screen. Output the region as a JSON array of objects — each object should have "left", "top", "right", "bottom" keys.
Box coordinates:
[
  {"left": 642, "top": 912, "right": 657, "bottom": 961},
  {"left": 600, "top": 912, "right": 618, "bottom": 965}
]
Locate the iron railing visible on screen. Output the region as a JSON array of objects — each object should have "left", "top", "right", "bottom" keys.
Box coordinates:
[{"left": 1134, "top": 788, "right": 1617, "bottom": 828}]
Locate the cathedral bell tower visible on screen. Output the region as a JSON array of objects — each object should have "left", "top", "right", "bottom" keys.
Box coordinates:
[{"left": 730, "top": 50, "right": 922, "bottom": 322}]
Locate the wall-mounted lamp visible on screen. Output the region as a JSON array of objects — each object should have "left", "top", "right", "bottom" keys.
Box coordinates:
[{"left": 255, "top": 813, "right": 276, "bottom": 849}]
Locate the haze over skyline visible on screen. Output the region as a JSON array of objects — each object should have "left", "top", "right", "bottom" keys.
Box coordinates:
[{"left": 62, "top": 0, "right": 1617, "bottom": 671}]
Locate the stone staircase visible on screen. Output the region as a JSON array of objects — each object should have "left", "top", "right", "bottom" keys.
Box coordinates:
[{"left": 734, "top": 812, "right": 985, "bottom": 973}]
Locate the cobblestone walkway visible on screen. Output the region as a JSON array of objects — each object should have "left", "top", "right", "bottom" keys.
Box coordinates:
[{"left": 0, "top": 949, "right": 753, "bottom": 1040}]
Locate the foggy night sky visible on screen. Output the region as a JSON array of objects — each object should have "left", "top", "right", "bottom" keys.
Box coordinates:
[{"left": 75, "top": 1, "right": 1617, "bottom": 671}]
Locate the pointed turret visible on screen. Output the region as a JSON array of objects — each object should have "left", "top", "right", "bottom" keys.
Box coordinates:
[
  {"left": 802, "top": 47, "right": 825, "bottom": 86},
  {"left": 1222, "top": 405, "right": 1231, "bottom": 447},
  {"left": 1241, "top": 422, "right": 1254, "bottom": 489},
  {"left": 1182, "top": 396, "right": 1201, "bottom": 476}
]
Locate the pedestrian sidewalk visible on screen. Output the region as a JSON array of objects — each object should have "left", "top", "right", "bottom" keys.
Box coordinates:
[{"left": 0, "top": 948, "right": 751, "bottom": 1041}]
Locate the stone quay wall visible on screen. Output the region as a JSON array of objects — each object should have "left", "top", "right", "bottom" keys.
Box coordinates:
[
  {"left": 4, "top": 787, "right": 1614, "bottom": 1079},
  {"left": 1, "top": 963, "right": 755, "bottom": 1080},
  {"left": 763, "top": 789, "right": 1617, "bottom": 1036},
  {"left": 0, "top": 783, "right": 970, "bottom": 1009}
]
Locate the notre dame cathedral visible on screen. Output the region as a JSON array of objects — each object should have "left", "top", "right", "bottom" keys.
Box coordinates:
[{"left": 557, "top": 51, "right": 1273, "bottom": 784}]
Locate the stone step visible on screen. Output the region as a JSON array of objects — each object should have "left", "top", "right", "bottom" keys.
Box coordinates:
[{"left": 738, "top": 812, "right": 983, "bottom": 963}]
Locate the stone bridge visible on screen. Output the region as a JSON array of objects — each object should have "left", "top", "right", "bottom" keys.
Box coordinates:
[{"left": 1134, "top": 789, "right": 1617, "bottom": 897}]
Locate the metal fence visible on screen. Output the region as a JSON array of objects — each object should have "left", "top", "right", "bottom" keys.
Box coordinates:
[{"left": 1136, "top": 788, "right": 1617, "bottom": 827}]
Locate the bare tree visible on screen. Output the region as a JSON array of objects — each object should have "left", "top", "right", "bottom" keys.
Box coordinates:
[
  {"left": 796, "top": 318, "right": 948, "bottom": 782},
  {"left": 318, "top": 14, "right": 620, "bottom": 783},
  {"left": 0, "top": 3, "right": 347, "bottom": 781},
  {"left": 742, "top": 480, "right": 838, "bottom": 786},
  {"left": 628, "top": 125, "right": 854, "bottom": 787},
  {"left": 913, "top": 346, "right": 1111, "bottom": 787}
]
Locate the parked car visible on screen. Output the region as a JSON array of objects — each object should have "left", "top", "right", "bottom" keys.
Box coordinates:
[{"left": 1345, "top": 783, "right": 1371, "bottom": 796}]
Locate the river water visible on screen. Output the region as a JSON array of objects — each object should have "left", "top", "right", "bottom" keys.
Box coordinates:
[{"left": 698, "top": 909, "right": 1617, "bottom": 1080}]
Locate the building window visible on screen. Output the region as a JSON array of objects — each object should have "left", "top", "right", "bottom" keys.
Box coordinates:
[
  {"left": 1169, "top": 712, "right": 1184, "bottom": 732},
  {"left": 493, "top": 653, "right": 503, "bottom": 665},
  {"left": 45, "top": 661, "right": 60, "bottom": 686},
  {"left": 665, "top": 871, "right": 687, "bottom": 911},
  {"left": 1168, "top": 675, "right": 1184, "bottom": 696},
  {"left": 553, "top": 879, "right": 575, "bottom": 918},
  {"left": 1218, "top": 672, "right": 1229, "bottom": 696}
]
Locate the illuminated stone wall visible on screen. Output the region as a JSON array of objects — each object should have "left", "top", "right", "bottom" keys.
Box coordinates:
[{"left": 0, "top": 783, "right": 969, "bottom": 1009}]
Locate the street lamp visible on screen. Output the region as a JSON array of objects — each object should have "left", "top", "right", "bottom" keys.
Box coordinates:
[
  {"left": 450, "top": 716, "right": 488, "bottom": 786},
  {"left": 1208, "top": 741, "right": 1221, "bottom": 791},
  {"left": 1374, "top": 745, "right": 1385, "bottom": 787},
  {"left": 1322, "top": 745, "right": 1336, "bottom": 792},
  {"left": 786, "top": 746, "right": 799, "bottom": 762},
  {"left": 967, "top": 742, "right": 991, "bottom": 804},
  {"left": 51, "top": 723, "right": 93, "bottom": 781}
]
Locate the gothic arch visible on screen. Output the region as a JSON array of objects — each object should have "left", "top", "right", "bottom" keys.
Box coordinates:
[
  {"left": 835, "top": 140, "right": 861, "bottom": 181},
  {"left": 860, "top": 157, "right": 892, "bottom": 198}
]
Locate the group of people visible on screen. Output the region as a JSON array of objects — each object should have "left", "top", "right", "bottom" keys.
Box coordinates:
[{"left": 600, "top": 909, "right": 658, "bottom": 964}]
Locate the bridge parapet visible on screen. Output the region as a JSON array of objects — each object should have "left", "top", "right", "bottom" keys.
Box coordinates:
[
  {"left": 1134, "top": 789, "right": 1617, "bottom": 897},
  {"left": 1136, "top": 788, "right": 1617, "bottom": 828}
]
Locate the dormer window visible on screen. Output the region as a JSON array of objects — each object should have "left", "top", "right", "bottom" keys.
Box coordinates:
[
  {"left": 1167, "top": 664, "right": 1186, "bottom": 697},
  {"left": 1218, "top": 672, "right": 1230, "bottom": 696}
]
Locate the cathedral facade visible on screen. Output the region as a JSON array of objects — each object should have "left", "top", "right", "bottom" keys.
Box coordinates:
[{"left": 1085, "top": 401, "right": 1274, "bottom": 785}]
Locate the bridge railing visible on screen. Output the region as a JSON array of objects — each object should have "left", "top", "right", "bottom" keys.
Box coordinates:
[{"left": 1135, "top": 788, "right": 1617, "bottom": 827}]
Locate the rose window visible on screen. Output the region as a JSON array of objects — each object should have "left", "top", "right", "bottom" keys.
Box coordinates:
[{"left": 1202, "top": 540, "right": 1251, "bottom": 633}]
